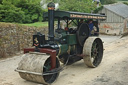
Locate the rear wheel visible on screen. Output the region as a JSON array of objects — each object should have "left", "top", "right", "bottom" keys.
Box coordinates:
[{"left": 83, "top": 37, "right": 103, "bottom": 67}]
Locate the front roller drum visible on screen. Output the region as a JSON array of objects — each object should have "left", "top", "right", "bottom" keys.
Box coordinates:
[
  {"left": 83, "top": 37, "right": 103, "bottom": 67},
  {"left": 16, "top": 53, "right": 60, "bottom": 84}
]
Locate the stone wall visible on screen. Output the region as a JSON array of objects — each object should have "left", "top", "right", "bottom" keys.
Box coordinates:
[
  {"left": 99, "top": 19, "right": 128, "bottom": 36},
  {"left": 0, "top": 22, "right": 48, "bottom": 57},
  {"left": 99, "top": 23, "right": 124, "bottom": 35}
]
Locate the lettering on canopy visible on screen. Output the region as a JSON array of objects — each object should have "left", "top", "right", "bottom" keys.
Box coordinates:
[{"left": 70, "top": 14, "right": 106, "bottom": 19}]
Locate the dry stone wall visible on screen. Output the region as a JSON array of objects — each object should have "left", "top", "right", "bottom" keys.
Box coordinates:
[
  {"left": 0, "top": 22, "right": 48, "bottom": 57},
  {"left": 99, "top": 23, "right": 124, "bottom": 35}
]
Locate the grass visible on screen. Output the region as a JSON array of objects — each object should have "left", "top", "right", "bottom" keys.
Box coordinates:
[{"left": 21, "top": 22, "right": 48, "bottom": 27}]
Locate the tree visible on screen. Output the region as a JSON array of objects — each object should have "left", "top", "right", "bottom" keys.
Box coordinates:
[
  {"left": 16, "top": 1, "right": 44, "bottom": 23},
  {"left": 100, "top": 0, "right": 117, "bottom": 5},
  {"left": 0, "top": 4, "right": 25, "bottom": 23},
  {"left": 123, "top": 2, "right": 128, "bottom": 5},
  {"left": 1, "top": 0, "right": 41, "bottom": 5},
  {"left": 0, "top": 0, "right": 2, "bottom": 4},
  {"left": 60, "top": 0, "right": 96, "bottom": 13},
  {"left": 0, "top": 0, "right": 45, "bottom": 23}
]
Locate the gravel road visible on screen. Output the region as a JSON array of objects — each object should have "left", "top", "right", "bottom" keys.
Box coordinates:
[{"left": 0, "top": 35, "right": 128, "bottom": 85}]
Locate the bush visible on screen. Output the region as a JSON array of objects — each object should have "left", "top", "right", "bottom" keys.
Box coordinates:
[
  {"left": 101, "top": 0, "right": 117, "bottom": 5},
  {"left": 16, "top": 2, "right": 44, "bottom": 23},
  {"left": 93, "top": 6, "right": 103, "bottom": 13},
  {"left": 0, "top": 4, "right": 25, "bottom": 23},
  {"left": 60, "top": 0, "right": 96, "bottom": 13},
  {"left": 124, "top": 2, "right": 128, "bottom": 5},
  {"left": 0, "top": 1, "right": 45, "bottom": 23}
]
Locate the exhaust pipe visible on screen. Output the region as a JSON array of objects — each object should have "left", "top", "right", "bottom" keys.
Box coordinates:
[{"left": 47, "top": 2, "right": 55, "bottom": 42}]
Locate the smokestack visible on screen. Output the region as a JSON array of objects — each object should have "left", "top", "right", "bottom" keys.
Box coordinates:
[{"left": 47, "top": 2, "right": 55, "bottom": 42}]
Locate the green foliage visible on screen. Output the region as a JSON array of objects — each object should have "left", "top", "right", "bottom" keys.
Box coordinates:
[
  {"left": 0, "top": 0, "right": 2, "bottom": 4},
  {"left": 21, "top": 22, "right": 48, "bottom": 27},
  {"left": 0, "top": 4, "right": 25, "bottom": 23},
  {"left": 0, "top": 0, "right": 46, "bottom": 23},
  {"left": 22, "top": 0, "right": 41, "bottom": 4},
  {"left": 1, "top": 0, "right": 41, "bottom": 5},
  {"left": 60, "top": 0, "right": 96, "bottom": 13},
  {"left": 2, "top": 0, "right": 21, "bottom": 5},
  {"left": 93, "top": 6, "right": 103, "bottom": 13},
  {"left": 100, "top": 0, "right": 117, "bottom": 5},
  {"left": 118, "top": 0, "right": 128, "bottom": 1},
  {"left": 123, "top": 2, "right": 128, "bottom": 5},
  {"left": 16, "top": 2, "right": 44, "bottom": 23}
]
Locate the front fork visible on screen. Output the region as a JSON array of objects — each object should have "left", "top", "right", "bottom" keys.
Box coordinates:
[{"left": 24, "top": 48, "right": 56, "bottom": 69}]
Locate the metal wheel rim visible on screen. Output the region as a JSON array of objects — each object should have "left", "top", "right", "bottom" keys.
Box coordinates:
[
  {"left": 43, "top": 57, "right": 60, "bottom": 83},
  {"left": 91, "top": 39, "right": 103, "bottom": 67},
  {"left": 83, "top": 37, "right": 103, "bottom": 67}
]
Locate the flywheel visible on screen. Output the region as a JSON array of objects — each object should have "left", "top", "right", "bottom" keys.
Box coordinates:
[
  {"left": 83, "top": 37, "right": 103, "bottom": 67},
  {"left": 77, "top": 23, "right": 90, "bottom": 46},
  {"left": 16, "top": 52, "right": 60, "bottom": 84}
]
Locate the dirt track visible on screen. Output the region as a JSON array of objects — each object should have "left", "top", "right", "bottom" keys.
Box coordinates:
[{"left": 0, "top": 35, "right": 128, "bottom": 85}]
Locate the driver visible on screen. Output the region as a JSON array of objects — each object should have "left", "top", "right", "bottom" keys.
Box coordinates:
[{"left": 88, "top": 19, "right": 94, "bottom": 35}]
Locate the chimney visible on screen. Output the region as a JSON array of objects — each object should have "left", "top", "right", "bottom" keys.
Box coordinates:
[{"left": 47, "top": 2, "right": 55, "bottom": 42}]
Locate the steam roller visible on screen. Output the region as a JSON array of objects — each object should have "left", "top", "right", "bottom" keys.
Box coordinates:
[{"left": 15, "top": 2, "right": 106, "bottom": 84}]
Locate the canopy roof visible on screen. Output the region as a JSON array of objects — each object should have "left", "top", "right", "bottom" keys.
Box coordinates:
[{"left": 43, "top": 11, "right": 106, "bottom": 20}]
